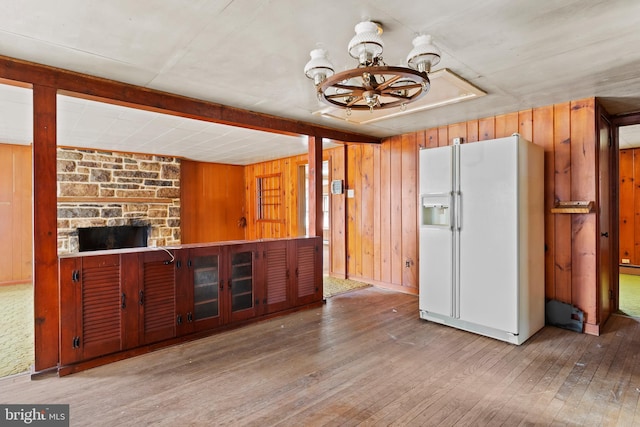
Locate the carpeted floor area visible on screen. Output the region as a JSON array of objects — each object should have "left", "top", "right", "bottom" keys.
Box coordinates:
[
  {"left": 619, "top": 274, "right": 640, "bottom": 318},
  {"left": 323, "top": 276, "right": 370, "bottom": 298},
  {"left": 0, "top": 283, "right": 34, "bottom": 378}
]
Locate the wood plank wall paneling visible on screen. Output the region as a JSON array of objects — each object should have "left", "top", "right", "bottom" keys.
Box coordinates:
[
  {"left": 0, "top": 144, "right": 32, "bottom": 284},
  {"left": 479, "top": 117, "right": 495, "bottom": 140},
  {"left": 570, "top": 99, "right": 597, "bottom": 326},
  {"left": 347, "top": 146, "right": 358, "bottom": 276},
  {"left": 180, "top": 160, "right": 246, "bottom": 244},
  {"left": 360, "top": 145, "right": 374, "bottom": 280},
  {"left": 554, "top": 103, "right": 572, "bottom": 303},
  {"left": 380, "top": 140, "right": 392, "bottom": 284},
  {"left": 244, "top": 153, "right": 307, "bottom": 240},
  {"left": 390, "top": 136, "right": 404, "bottom": 287},
  {"left": 342, "top": 98, "right": 601, "bottom": 332},
  {"left": 533, "top": 106, "right": 556, "bottom": 299},
  {"left": 330, "top": 146, "right": 347, "bottom": 278},
  {"left": 401, "top": 134, "right": 417, "bottom": 289},
  {"left": 619, "top": 148, "right": 637, "bottom": 264}
]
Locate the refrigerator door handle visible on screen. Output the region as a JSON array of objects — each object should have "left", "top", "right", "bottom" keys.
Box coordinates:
[
  {"left": 455, "top": 192, "right": 462, "bottom": 230},
  {"left": 449, "top": 192, "right": 455, "bottom": 231}
]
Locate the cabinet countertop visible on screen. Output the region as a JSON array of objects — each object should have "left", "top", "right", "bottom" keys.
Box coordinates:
[{"left": 58, "top": 236, "right": 320, "bottom": 259}]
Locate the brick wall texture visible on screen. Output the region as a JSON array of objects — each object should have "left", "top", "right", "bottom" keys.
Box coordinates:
[{"left": 57, "top": 148, "right": 181, "bottom": 254}]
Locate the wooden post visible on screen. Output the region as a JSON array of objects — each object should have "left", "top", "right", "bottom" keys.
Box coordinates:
[
  {"left": 308, "top": 135, "right": 323, "bottom": 238},
  {"left": 33, "top": 85, "right": 59, "bottom": 372}
]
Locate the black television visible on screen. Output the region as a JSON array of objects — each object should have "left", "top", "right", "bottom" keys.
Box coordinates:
[{"left": 78, "top": 225, "right": 149, "bottom": 252}]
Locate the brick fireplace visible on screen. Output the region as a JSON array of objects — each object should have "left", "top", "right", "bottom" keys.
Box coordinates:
[{"left": 57, "top": 148, "right": 181, "bottom": 254}]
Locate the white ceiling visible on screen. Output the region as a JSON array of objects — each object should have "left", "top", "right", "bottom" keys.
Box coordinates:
[{"left": 2, "top": 0, "right": 640, "bottom": 162}]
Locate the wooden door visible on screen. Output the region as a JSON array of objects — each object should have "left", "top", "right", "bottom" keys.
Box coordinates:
[
  {"left": 293, "top": 238, "right": 323, "bottom": 306},
  {"left": 79, "top": 254, "right": 123, "bottom": 360},
  {"left": 185, "top": 246, "right": 224, "bottom": 333},
  {"left": 227, "top": 243, "right": 258, "bottom": 322},
  {"left": 59, "top": 254, "right": 123, "bottom": 365},
  {"left": 138, "top": 250, "right": 176, "bottom": 345},
  {"left": 598, "top": 113, "right": 614, "bottom": 324},
  {"left": 59, "top": 257, "right": 82, "bottom": 365},
  {"left": 261, "top": 240, "right": 290, "bottom": 314}
]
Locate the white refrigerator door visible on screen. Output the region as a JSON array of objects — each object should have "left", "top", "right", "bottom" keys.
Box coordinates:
[
  {"left": 458, "top": 137, "right": 519, "bottom": 333},
  {"left": 419, "top": 146, "right": 454, "bottom": 317}
]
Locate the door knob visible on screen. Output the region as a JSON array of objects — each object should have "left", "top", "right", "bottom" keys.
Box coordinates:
[{"left": 601, "top": 232, "right": 609, "bottom": 238}]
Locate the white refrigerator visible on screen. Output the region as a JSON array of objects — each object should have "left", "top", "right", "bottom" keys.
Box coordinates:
[{"left": 418, "top": 134, "right": 544, "bottom": 345}]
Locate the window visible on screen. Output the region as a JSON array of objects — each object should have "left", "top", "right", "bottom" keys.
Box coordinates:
[{"left": 256, "top": 174, "right": 282, "bottom": 222}]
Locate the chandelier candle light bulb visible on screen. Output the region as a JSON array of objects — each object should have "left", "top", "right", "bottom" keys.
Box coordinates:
[{"left": 304, "top": 21, "right": 440, "bottom": 111}]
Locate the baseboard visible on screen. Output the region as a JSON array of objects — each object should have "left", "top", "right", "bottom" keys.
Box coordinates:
[{"left": 620, "top": 265, "right": 640, "bottom": 276}]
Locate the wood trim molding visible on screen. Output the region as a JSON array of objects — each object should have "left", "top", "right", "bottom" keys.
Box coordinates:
[
  {"left": 0, "top": 55, "right": 380, "bottom": 144},
  {"left": 33, "top": 84, "right": 59, "bottom": 371}
]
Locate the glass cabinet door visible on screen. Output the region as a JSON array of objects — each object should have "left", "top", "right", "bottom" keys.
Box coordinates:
[
  {"left": 230, "top": 250, "right": 253, "bottom": 313},
  {"left": 192, "top": 254, "right": 220, "bottom": 320}
]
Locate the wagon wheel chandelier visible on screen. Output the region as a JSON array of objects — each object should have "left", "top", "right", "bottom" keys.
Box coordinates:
[{"left": 304, "top": 21, "right": 441, "bottom": 114}]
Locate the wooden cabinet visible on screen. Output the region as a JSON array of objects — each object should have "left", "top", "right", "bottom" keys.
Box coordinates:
[
  {"left": 256, "top": 238, "right": 323, "bottom": 314},
  {"left": 58, "top": 237, "right": 322, "bottom": 373}
]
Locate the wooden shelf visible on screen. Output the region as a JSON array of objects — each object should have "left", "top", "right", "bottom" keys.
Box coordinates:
[{"left": 551, "top": 201, "right": 594, "bottom": 214}]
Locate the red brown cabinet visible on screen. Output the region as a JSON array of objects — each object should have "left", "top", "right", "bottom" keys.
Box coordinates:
[{"left": 58, "top": 237, "right": 322, "bottom": 373}]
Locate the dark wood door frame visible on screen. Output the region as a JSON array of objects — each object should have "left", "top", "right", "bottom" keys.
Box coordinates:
[
  {"left": 611, "top": 110, "right": 640, "bottom": 316},
  {"left": 597, "top": 105, "right": 615, "bottom": 324}
]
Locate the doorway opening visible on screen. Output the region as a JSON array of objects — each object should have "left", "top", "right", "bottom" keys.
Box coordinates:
[
  {"left": 0, "top": 82, "right": 34, "bottom": 378},
  {"left": 618, "top": 123, "right": 640, "bottom": 317}
]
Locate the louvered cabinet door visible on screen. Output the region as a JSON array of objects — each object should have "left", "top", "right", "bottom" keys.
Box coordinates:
[
  {"left": 293, "top": 238, "right": 323, "bottom": 306},
  {"left": 139, "top": 250, "right": 176, "bottom": 345},
  {"left": 80, "top": 254, "right": 123, "bottom": 360},
  {"left": 59, "top": 254, "right": 123, "bottom": 365},
  {"left": 263, "top": 240, "right": 290, "bottom": 314},
  {"left": 59, "top": 257, "right": 82, "bottom": 365}
]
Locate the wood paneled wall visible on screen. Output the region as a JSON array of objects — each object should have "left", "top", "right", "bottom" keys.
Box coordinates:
[
  {"left": 342, "top": 98, "right": 601, "bottom": 332},
  {"left": 244, "top": 154, "right": 308, "bottom": 240},
  {"left": 620, "top": 148, "right": 639, "bottom": 265},
  {"left": 181, "top": 160, "right": 246, "bottom": 243},
  {"left": 343, "top": 137, "right": 419, "bottom": 294},
  {"left": 0, "top": 143, "right": 32, "bottom": 285}
]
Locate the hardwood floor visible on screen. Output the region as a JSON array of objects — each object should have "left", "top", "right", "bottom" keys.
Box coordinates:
[{"left": 1, "top": 287, "right": 639, "bottom": 426}]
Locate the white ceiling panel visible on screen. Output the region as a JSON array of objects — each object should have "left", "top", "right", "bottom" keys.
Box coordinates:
[{"left": 0, "top": 0, "right": 640, "bottom": 159}]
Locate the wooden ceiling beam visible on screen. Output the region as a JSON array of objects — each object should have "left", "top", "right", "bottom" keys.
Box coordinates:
[{"left": 0, "top": 54, "right": 380, "bottom": 144}]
